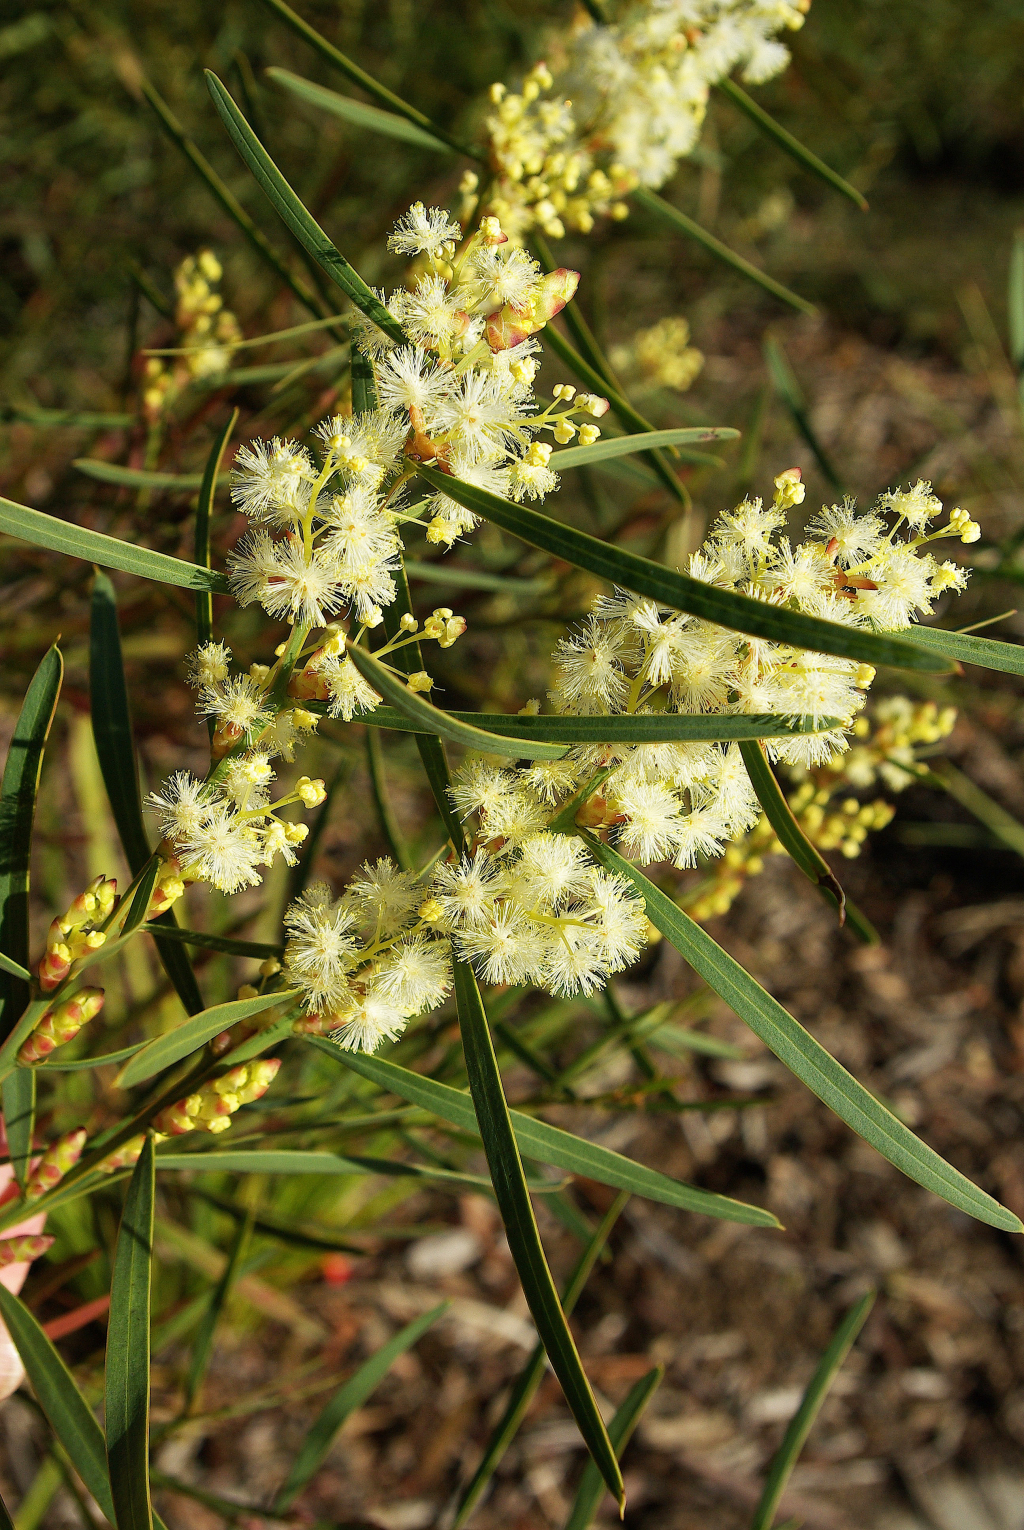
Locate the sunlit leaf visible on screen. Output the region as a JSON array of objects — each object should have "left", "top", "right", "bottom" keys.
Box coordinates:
[
  {"left": 268, "top": 68, "right": 454, "bottom": 151},
  {"left": 551, "top": 425, "right": 738, "bottom": 469},
  {"left": 73, "top": 460, "right": 228, "bottom": 492},
  {"left": 116, "top": 990, "right": 294, "bottom": 1088},
  {"left": 349, "top": 705, "right": 842, "bottom": 745},
  {"left": 899, "top": 622, "right": 1024, "bottom": 675}
]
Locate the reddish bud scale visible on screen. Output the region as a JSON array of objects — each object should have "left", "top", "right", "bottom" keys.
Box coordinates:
[
  {"left": 24, "top": 1129, "right": 87, "bottom": 1202},
  {"left": 0, "top": 1235, "right": 54, "bottom": 1267},
  {"left": 18, "top": 989, "right": 105, "bottom": 1066},
  {"left": 97, "top": 1135, "right": 146, "bottom": 1175}
]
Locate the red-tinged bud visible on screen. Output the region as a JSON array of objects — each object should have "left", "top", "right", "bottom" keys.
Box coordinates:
[
  {"left": 18, "top": 988, "right": 105, "bottom": 1065},
  {"left": 288, "top": 662, "right": 330, "bottom": 702},
  {"left": 531, "top": 268, "right": 580, "bottom": 325},
  {"left": 0, "top": 1235, "right": 54, "bottom": 1267},
  {"left": 236, "top": 1058, "right": 281, "bottom": 1105},
  {"left": 211, "top": 719, "right": 244, "bottom": 762},
  {"left": 152, "top": 1094, "right": 203, "bottom": 1137},
  {"left": 24, "top": 1128, "right": 87, "bottom": 1202},
  {"left": 486, "top": 303, "right": 533, "bottom": 352},
  {"left": 97, "top": 1134, "right": 146, "bottom": 1175},
  {"left": 292, "top": 1013, "right": 334, "bottom": 1036},
  {"left": 38, "top": 943, "right": 72, "bottom": 993},
  {"left": 486, "top": 270, "right": 581, "bottom": 352}
]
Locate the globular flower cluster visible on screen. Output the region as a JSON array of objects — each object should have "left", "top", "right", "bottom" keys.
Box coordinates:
[
  {"left": 454, "top": 472, "right": 977, "bottom": 876},
  {"left": 609, "top": 315, "right": 705, "bottom": 393},
  {"left": 841, "top": 696, "right": 958, "bottom": 793},
  {"left": 283, "top": 863, "right": 454, "bottom": 1053},
  {"left": 143, "top": 250, "right": 241, "bottom": 421},
  {"left": 484, "top": 0, "right": 811, "bottom": 240}
]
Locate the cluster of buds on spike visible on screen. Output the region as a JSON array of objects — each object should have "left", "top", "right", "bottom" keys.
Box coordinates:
[
  {"left": 486, "top": 268, "right": 579, "bottom": 351},
  {"left": 96, "top": 1134, "right": 146, "bottom": 1176},
  {"left": 422, "top": 608, "right": 467, "bottom": 649},
  {"left": 17, "top": 989, "right": 105, "bottom": 1065},
  {"left": 146, "top": 856, "right": 186, "bottom": 920},
  {"left": 19, "top": 1129, "right": 87, "bottom": 1203},
  {"left": 151, "top": 1059, "right": 281, "bottom": 1137},
  {"left": 0, "top": 1235, "right": 54, "bottom": 1267},
  {"left": 37, "top": 876, "right": 118, "bottom": 991}
]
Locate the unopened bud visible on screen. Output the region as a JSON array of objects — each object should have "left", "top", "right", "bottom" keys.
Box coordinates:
[
  {"left": 295, "top": 776, "right": 327, "bottom": 808},
  {"left": 418, "top": 897, "right": 444, "bottom": 924},
  {"left": 0, "top": 1235, "right": 54, "bottom": 1266},
  {"left": 97, "top": 1135, "right": 147, "bottom": 1175},
  {"left": 407, "top": 671, "right": 434, "bottom": 693},
  {"left": 18, "top": 988, "right": 105, "bottom": 1065},
  {"left": 24, "top": 1129, "right": 87, "bottom": 1201}
]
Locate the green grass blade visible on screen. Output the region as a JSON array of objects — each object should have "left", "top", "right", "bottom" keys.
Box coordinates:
[
  {"left": 2, "top": 1072, "right": 35, "bottom": 1190},
  {"left": 750, "top": 1292, "right": 875, "bottom": 1530},
  {"left": 346, "top": 645, "right": 569, "bottom": 762},
  {"left": 255, "top": 0, "right": 482, "bottom": 160},
  {"left": 403, "top": 561, "right": 552, "bottom": 595},
  {"left": 90, "top": 572, "right": 204, "bottom": 1016},
  {"left": 717, "top": 78, "right": 868, "bottom": 210},
  {"left": 308, "top": 1041, "right": 777, "bottom": 1225},
  {"left": 738, "top": 741, "right": 846, "bottom": 920},
  {"left": 898, "top": 623, "right": 1024, "bottom": 675},
  {"left": 0, "top": 1287, "right": 115, "bottom": 1520},
  {"left": 72, "top": 461, "right": 228, "bottom": 492},
  {"left": 195, "top": 411, "right": 238, "bottom": 648},
  {"left": 1009, "top": 229, "right": 1024, "bottom": 383},
  {"left": 552, "top": 427, "right": 738, "bottom": 469},
  {"left": 185, "top": 1208, "right": 253, "bottom": 1412},
  {"left": 452, "top": 1193, "right": 628, "bottom": 1528},
  {"left": 267, "top": 68, "right": 454, "bottom": 152},
  {"left": 273, "top": 1304, "right": 447, "bottom": 1512},
  {"left": 0, "top": 642, "right": 62, "bottom": 1061},
  {"left": 564, "top": 1366, "right": 663, "bottom": 1530},
  {"left": 348, "top": 706, "right": 839, "bottom": 744},
  {"left": 454, "top": 958, "right": 623, "bottom": 1512},
  {"left": 138, "top": 926, "right": 283, "bottom": 960},
  {"left": 930, "top": 761, "right": 1024, "bottom": 860},
  {"left": 381, "top": 562, "right": 465, "bottom": 854},
  {"left": 106, "top": 1136, "right": 156, "bottom": 1530},
  {"left": 762, "top": 337, "right": 843, "bottom": 492},
  {"left": 0, "top": 497, "right": 229, "bottom": 593},
  {"left": 414, "top": 466, "right": 950, "bottom": 674},
  {"left": 366, "top": 728, "right": 413, "bottom": 871},
  {"left": 205, "top": 71, "right": 405, "bottom": 343},
  {"left": 581, "top": 834, "right": 1022, "bottom": 1232},
  {"left": 141, "top": 78, "right": 324, "bottom": 319},
  {"left": 634, "top": 188, "right": 817, "bottom": 317},
  {"left": 116, "top": 990, "right": 294, "bottom": 1088}
]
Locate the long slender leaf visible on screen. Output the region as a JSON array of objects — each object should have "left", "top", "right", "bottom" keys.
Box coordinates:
[
  {"left": 0, "top": 1285, "right": 115, "bottom": 1520},
  {"left": 2, "top": 405, "right": 136, "bottom": 429},
  {"left": 255, "top": 0, "right": 481, "bottom": 160},
  {"left": 116, "top": 990, "right": 294, "bottom": 1088},
  {"left": 188, "top": 1188, "right": 364, "bottom": 1253},
  {"left": 930, "top": 761, "right": 1024, "bottom": 861},
  {"left": 139, "top": 926, "right": 283, "bottom": 960},
  {"left": 185, "top": 1208, "right": 253, "bottom": 1412},
  {"left": 581, "top": 834, "right": 1022, "bottom": 1232},
  {"left": 156, "top": 1148, "right": 511, "bottom": 1194},
  {"left": 347, "top": 645, "right": 569, "bottom": 762},
  {"left": 762, "top": 337, "right": 843, "bottom": 492},
  {"left": 454, "top": 958, "right": 623, "bottom": 1510},
  {"left": 716, "top": 78, "right": 868, "bottom": 210},
  {"left": 73, "top": 461, "right": 228, "bottom": 492},
  {"left": 267, "top": 68, "right": 453, "bottom": 152},
  {"left": 2, "top": 1072, "right": 35, "bottom": 1190},
  {"left": 38, "top": 1042, "right": 148, "bottom": 1072},
  {"left": 1010, "top": 230, "right": 1024, "bottom": 404},
  {"left": 346, "top": 705, "right": 839, "bottom": 744},
  {"left": 750, "top": 1292, "right": 875, "bottom": 1530},
  {"left": 634, "top": 188, "right": 817, "bottom": 317},
  {"left": 195, "top": 411, "right": 237, "bottom": 648},
  {"left": 273, "top": 1304, "right": 447, "bottom": 1511},
  {"left": 119, "top": 859, "right": 161, "bottom": 941},
  {"left": 141, "top": 78, "right": 324, "bottom": 318},
  {"left": 0, "top": 497, "right": 230, "bottom": 593},
  {"left": 414, "top": 466, "right": 950, "bottom": 674},
  {"left": 403, "top": 561, "right": 552, "bottom": 595},
  {"left": 453, "top": 1193, "right": 628, "bottom": 1528},
  {"left": 306, "top": 1043, "right": 778, "bottom": 1225},
  {"left": 739, "top": 741, "right": 845, "bottom": 919},
  {"left": 106, "top": 1136, "right": 155, "bottom": 1530},
  {"left": 366, "top": 728, "right": 412, "bottom": 871},
  {"left": 90, "top": 573, "right": 205, "bottom": 1015},
  {"left": 552, "top": 426, "right": 738, "bottom": 469},
  {"left": 205, "top": 72, "right": 405, "bottom": 343},
  {"left": 564, "top": 1366, "right": 663, "bottom": 1530},
  {"left": 0, "top": 953, "right": 30, "bottom": 983},
  {"left": 898, "top": 622, "right": 1024, "bottom": 675}
]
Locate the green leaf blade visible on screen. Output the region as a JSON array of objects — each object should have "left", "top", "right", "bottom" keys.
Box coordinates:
[
  {"left": 351, "top": 706, "right": 840, "bottom": 744},
  {"left": 267, "top": 68, "right": 453, "bottom": 151},
  {"left": 195, "top": 410, "right": 238, "bottom": 649},
  {"left": 738, "top": 740, "right": 846, "bottom": 920},
  {"left": 116, "top": 990, "right": 293, "bottom": 1088},
  {"left": 717, "top": 78, "right": 869, "bottom": 210},
  {"left": 564, "top": 1366, "right": 663, "bottom": 1530},
  {"left": 898, "top": 623, "right": 1024, "bottom": 675},
  {"left": 552, "top": 426, "right": 738, "bottom": 469},
  {"left": 106, "top": 1136, "right": 156, "bottom": 1530}
]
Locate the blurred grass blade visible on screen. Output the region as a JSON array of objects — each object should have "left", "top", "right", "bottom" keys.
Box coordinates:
[
  {"left": 195, "top": 410, "right": 238, "bottom": 648},
  {"left": 0, "top": 642, "right": 61, "bottom": 1187},
  {"left": 634, "top": 188, "right": 817, "bottom": 316},
  {"left": 256, "top": 0, "right": 482, "bottom": 160},
  {"left": 185, "top": 1208, "right": 253, "bottom": 1412},
  {"left": 90, "top": 573, "right": 204, "bottom": 1015},
  {"left": 307, "top": 1045, "right": 779, "bottom": 1223},
  {"left": 762, "top": 337, "right": 843, "bottom": 492},
  {"left": 0, "top": 1285, "right": 115, "bottom": 1521},
  {"left": 717, "top": 78, "right": 869, "bottom": 209},
  {"left": 189, "top": 1188, "right": 364, "bottom": 1253},
  {"left": 141, "top": 78, "right": 324, "bottom": 319},
  {"left": 351, "top": 706, "right": 837, "bottom": 745},
  {"left": 454, "top": 957, "right": 623, "bottom": 1511},
  {"left": 73, "top": 461, "right": 227, "bottom": 492},
  {"left": 39, "top": 1042, "right": 148, "bottom": 1072},
  {"left": 1009, "top": 230, "right": 1024, "bottom": 398},
  {"left": 158, "top": 1147, "right": 518, "bottom": 1194},
  {"left": 367, "top": 728, "right": 413, "bottom": 871},
  {"left": 929, "top": 761, "right": 1024, "bottom": 861},
  {"left": 206, "top": 72, "right": 405, "bottom": 343},
  {"left": 138, "top": 927, "right": 283, "bottom": 960},
  {"left": 106, "top": 1136, "right": 155, "bottom": 1530},
  {"left": 453, "top": 1193, "right": 628, "bottom": 1528},
  {"left": 268, "top": 68, "right": 454, "bottom": 152},
  {"left": 564, "top": 1366, "right": 663, "bottom": 1530},
  {"left": 351, "top": 342, "right": 378, "bottom": 416},
  {"left": 116, "top": 990, "right": 293, "bottom": 1088},
  {"left": 403, "top": 561, "right": 552, "bottom": 594},
  {"left": 898, "top": 623, "right": 1024, "bottom": 675},
  {"left": 347, "top": 645, "right": 569, "bottom": 762},
  {"left": 582, "top": 834, "right": 1022, "bottom": 1232},
  {"left": 381, "top": 562, "right": 465, "bottom": 854},
  {"left": 273, "top": 1304, "right": 447, "bottom": 1512},
  {"left": 750, "top": 1292, "right": 875, "bottom": 1530},
  {"left": 739, "top": 740, "right": 846, "bottom": 921},
  {"left": 2, "top": 405, "right": 135, "bottom": 429},
  {"left": 0, "top": 496, "right": 229, "bottom": 593},
  {"left": 414, "top": 466, "right": 950, "bottom": 674},
  {"left": 119, "top": 860, "right": 160, "bottom": 941},
  {"left": 552, "top": 426, "right": 738, "bottom": 469}
]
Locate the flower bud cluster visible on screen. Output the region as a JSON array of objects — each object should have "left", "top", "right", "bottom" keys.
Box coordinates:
[
  {"left": 838, "top": 697, "right": 958, "bottom": 794},
  {"left": 24, "top": 1129, "right": 86, "bottom": 1202},
  {"left": 0, "top": 1236, "right": 54, "bottom": 1267},
  {"left": 609, "top": 316, "right": 704, "bottom": 393},
  {"left": 151, "top": 1059, "right": 281, "bottom": 1137},
  {"left": 484, "top": 2, "right": 811, "bottom": 240},
  {"left": 38, "top": 876, "right": 117, "bottom": 991},
  {"left": 18, "top": 989, "right": 105, "bottom": 1065},
  {"left": 143, "top": 250, "right": 242, "bottom": 421}
]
